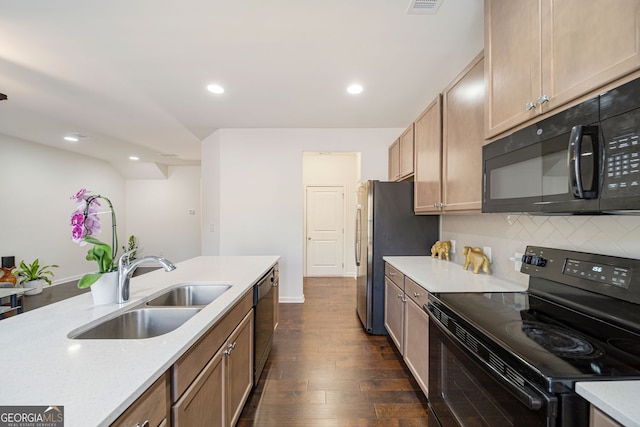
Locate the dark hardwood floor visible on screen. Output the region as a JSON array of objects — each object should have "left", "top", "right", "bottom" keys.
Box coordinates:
[{"left": 237, "top": 276, "right": 430, "bottom": 426}]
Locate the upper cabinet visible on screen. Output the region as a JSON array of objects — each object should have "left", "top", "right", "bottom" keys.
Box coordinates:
[
  {"left": 414, "top": 96, "right": 442, "bottom": 213},
  {"left": 388, "top": 125, "right": 414, "bottom": 181},
  {"left": 485, "top": 0, "right": 640, "bottom": 138},
  {"left": 414, "top": 52, "right": 484, "bottom": 214}
]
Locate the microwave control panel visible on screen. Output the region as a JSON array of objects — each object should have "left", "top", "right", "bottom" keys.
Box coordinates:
[{"left": 603, "top": 127, "right": 640, "bottom": 198}]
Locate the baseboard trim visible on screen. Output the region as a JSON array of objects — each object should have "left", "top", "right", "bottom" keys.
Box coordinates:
[{"left": 279, "top": 295, "right": 305, "bottom": 304}]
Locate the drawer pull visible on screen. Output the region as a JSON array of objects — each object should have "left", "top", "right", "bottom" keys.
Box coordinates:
[
  {"left": 413, "top": 292, "right": 421, "bottom": 298},
  {"left": 224, "top": 341, "right": 237, "bottom": 355},
  {"left": 135, "top": 421, "right": 150, "bottom": 427}
]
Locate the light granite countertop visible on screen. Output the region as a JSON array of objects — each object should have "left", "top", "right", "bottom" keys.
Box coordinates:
[
  {"left": 382, "top": 256, "right": 527, "bottom": 293},
  {"left": 577, "top": 381, "right": 640, "bottom": 427},
  {"left": 0, "top": 255, "right": 279, "bottom": 427}
]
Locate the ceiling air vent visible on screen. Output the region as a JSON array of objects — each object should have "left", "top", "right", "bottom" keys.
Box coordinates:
[{"left": 407, "top": 0, "right": 444, "bottom": 15}]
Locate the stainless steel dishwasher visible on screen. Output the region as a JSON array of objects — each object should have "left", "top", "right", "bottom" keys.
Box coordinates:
[{"left": 253, "top": 266, "right": 277, "bottom": 384}]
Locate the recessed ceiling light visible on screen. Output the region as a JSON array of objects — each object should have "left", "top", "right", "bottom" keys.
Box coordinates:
[
  {"left": 347, "top": 84, "right": 364, "bottom": 95},
  {"left": 207, "top": 84, "right": 225, "bottom": 94},
  {"left": 63, "top": 133, "right": 85, "bottom": 142},
  {"left": 129, "top": 156, "right": 139, "bottom": 161}
]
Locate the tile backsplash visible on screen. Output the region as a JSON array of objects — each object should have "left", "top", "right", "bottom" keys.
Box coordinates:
[{"left": 441, "top": 214, "right": 640, "bottom": 285}]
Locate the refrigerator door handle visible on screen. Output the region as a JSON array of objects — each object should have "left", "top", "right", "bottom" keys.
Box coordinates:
[{"left": 355, "top": 205, "right": 362, "bottom": 266}]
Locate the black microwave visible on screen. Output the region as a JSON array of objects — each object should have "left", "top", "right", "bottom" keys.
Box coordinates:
[{"left": 483, "top": 76, "right": 640, "bottom": 214}]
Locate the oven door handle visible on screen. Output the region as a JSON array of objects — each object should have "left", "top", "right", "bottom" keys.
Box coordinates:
[{"left": 428, "top": 308, "right": 550, "bottom": 412}]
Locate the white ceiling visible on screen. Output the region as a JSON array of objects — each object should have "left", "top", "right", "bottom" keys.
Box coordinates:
[{"left": 0, "top": 0, "right": 484, "bottom": 178}]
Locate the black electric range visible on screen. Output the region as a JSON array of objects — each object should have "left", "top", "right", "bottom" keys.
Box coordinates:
[{"left": 426, "top": 246, "right": 640, "bottom": 427}]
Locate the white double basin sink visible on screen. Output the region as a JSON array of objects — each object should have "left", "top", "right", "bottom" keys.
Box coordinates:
[{"left": 68, "top": 283, "right": 232, "bottom": 340}]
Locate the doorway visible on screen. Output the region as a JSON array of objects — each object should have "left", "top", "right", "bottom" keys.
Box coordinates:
[{"left": 303, "top": 152, "right": 360, "bottom": 278}]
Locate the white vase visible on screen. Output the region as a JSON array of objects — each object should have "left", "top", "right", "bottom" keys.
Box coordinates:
[
  {"left": 23, "top": 280, "right": 44, "bottom": 295},
  {"left": 90, "top": 271, "right": 118, "bottom": 305}
]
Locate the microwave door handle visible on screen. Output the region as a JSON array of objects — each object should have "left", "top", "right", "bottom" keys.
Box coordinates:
[{"left": 569, "top": 125, "right": 599, "bottom": 199}]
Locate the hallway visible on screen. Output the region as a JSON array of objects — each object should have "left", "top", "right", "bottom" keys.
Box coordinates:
[{"left": 237, "top": 277, "right": 429, "bottom": 426}]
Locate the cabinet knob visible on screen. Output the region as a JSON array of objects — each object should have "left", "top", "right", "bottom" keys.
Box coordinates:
[
  {"left": 537, "top": 94, "right": 550, "bottom": 105},
  {"left": 397, "top": 293, "right": 403, "bottom": 298},
  {"left": 525, "top": 101, "right": 536, "bottom": 111},
  {"left": 414, "top": 292, "right": 421, "bottom": 298}
]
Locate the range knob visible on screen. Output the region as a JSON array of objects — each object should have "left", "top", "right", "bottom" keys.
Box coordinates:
[
  {"left": 521, "top": 255, "right": 533, "bottom": 264},
  {"left": 531, "top": 256, "right": 547, "bottom": 267}
]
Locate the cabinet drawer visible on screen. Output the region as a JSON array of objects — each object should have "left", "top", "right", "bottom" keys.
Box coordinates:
[
  {"left": 405, "top": 277, "right": 427, "bottom": 308},
  {"left": 111, "top": 372, "right": 170, "bottom": 427},
  {"left": 385, "top": 263, "right": 404, "bottom": 288}
]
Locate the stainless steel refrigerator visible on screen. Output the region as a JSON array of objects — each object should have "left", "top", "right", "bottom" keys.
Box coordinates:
[{"left": 355, "top": 180, "right": 439, "bottom": 335}]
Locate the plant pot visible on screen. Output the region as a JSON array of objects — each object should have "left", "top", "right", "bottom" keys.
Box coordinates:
[
  {"left": 22, "top": 280, "right": 44, "bottom": 295},
  {"left": 90, "top": 271, "right": 118, "bottom": 305}
]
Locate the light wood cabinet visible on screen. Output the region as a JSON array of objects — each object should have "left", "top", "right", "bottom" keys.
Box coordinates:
[
  {"left": 384, "top": 263, "right": 429, "bottom": 398},
  {"left": 388, "top": 125, "right": 415, "bottom": 181},
  {"left": 384, "top": 276, "right": 404, "bottom": 354},
  {"left": 485, "top": 0, "right": 640, "bottom": 138},
  {"left": 590, "top": 406, "right": 622, "bottom": 427},
  {"left": 414, "top": 96, "right": 442, "bottom": 213},
  {"left": 171, "top": 290, "right": 254, "bottom": 427},
  {"left": 111, "top": 372, "right": 170, "bottom": 427},
  {"left": 388, "top": 139, "right": 400, "bottom": 181},
  {"left": 403, "top": 277, "right": 429, "bottom": 397},
  {"left": 173, "top": 347, "right": 225, "bottom": 427},
  {"left": 414, "top": 52, "right": 484, "bottom": 214},
  {"left": 441, "top": 53, "right": 484, "bottom": 213},
  {"left": 225, "top": 311, "right": 254, "bottom": 427}
]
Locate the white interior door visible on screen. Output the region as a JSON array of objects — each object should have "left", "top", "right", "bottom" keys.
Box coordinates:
[{"left": 305, "top": 186, "right": 345, "bottom": 276}]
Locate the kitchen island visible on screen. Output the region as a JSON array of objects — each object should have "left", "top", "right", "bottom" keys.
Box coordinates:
[{"left": 0, "top": 255, "right": 279, "bottom": 426}]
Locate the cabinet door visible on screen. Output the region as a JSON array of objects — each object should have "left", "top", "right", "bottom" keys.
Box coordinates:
[
  {"left": 590, "top": 406, "right": 623, "bottom": 427},
  {"left": 173, "top": 348, "right": 225, "bottom": 427},
  {"left": 388, "top": 139, "right": 400, "bottom": 181},
  {"left": 414, "top": 95, "right": 443, "bottom": 213},
  {"left": 112, "top": 373, "right": 170, "bottom": 427},
  {"left": 541, "top": 0, "right": 640, "bottom": 112},
  {"left": 485, "top": 0, "right": 541, "bottom": 138},
  {"left": 226, "top": 310, "right": 254, "bottom": 427},
  {"left": 399, "top": 125, "right": 414, "bottom": 179},
  {"left": 442, "top": 53, "right": 484, "bottom": 213},
  {"left": 404, "top": 299, "right": 429, "bottom": 398},
  {"left": 384, "top": 276, "right": 404, "bottom": 354}
]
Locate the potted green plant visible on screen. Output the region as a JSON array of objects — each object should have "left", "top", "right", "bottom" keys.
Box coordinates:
[
  {"left": 12, "top": 258, "right": 59, "bottom": 295},
  {"left": 122, "top": 235, "right": 139, "bottom": 261}
]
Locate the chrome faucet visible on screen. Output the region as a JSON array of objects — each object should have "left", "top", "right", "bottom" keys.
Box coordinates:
[{"left": 117, "top": 251, "right": 176, "bottom": 303}]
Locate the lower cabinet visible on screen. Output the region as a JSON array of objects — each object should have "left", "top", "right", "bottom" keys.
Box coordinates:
[
  {"left": 171, "top": 290, "right": 254, "bottom": 427},
  {"left": 384, "top": 276, "right": 405, "bottom": 353},
  {"left": 403, "top": 277, "right": 429, "bottom": 396},
  {"left": 384, "top": 262, "right": 429, "bottom": 398},
  {"left": 173, "top": 347, "right": 225, "bottom": 427},
  {"left": 111, "top": 372, "right": 170, "bottom": 427},
  {"left": 590, "top": 406, "right": 622, "bottom": 427},
  {"left": 224, "top": 310, "right": 254, "bottom": 426}
]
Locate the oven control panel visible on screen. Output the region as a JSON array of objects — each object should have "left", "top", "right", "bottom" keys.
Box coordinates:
[
  {"left": 563, "top": 258, "right": 631, "bottom": 289},
  {"left": 521, "top": 246, "right": 640, "bottom": 304}
]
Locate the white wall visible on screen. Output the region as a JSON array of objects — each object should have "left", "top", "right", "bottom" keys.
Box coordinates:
[
  {"left": 0, "top": 135, "right": 125, "bottom": 283},
  {"left": 201, "top": 128, "right": 402, "bottom": 303},
  {"left": 303, "top": 152, "right": 360, "bottom": 277},
  {"left": 125, "top": 166, "right": 202, "bottom": 263}
]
